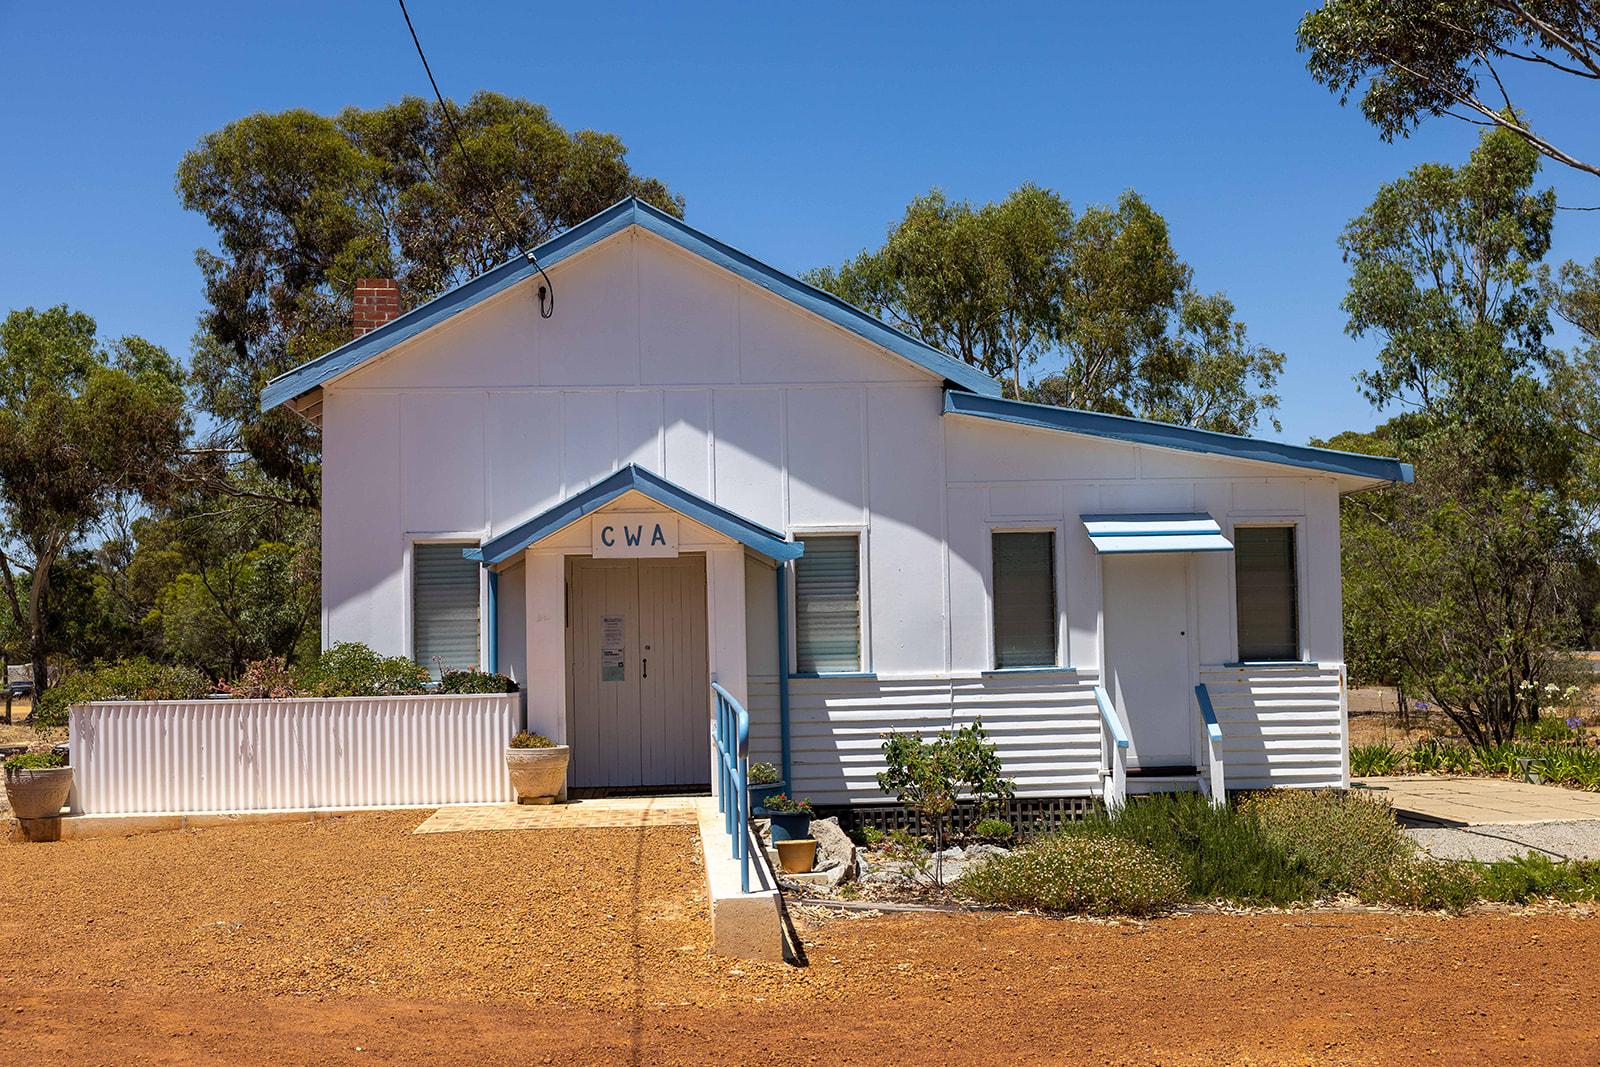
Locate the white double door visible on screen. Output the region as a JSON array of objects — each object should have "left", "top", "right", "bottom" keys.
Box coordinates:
[
  {"left": 566, "top": 554, "right": 710, "bottom": 789},
  {"left": 1102, "top": 554, "right": 1197, "bottom": 772}
]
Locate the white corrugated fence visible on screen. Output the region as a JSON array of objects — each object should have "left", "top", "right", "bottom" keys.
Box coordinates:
[{"left": 67, "top": 693, "right": 523, "bottom": 815}]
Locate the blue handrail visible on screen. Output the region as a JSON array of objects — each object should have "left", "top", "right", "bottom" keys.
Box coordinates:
[
  {"left": 1093, "top": 686, "right": 1130, "bottom": 749},
  {"left": 711, "top": 681, "right": 751, "bottom": 893},
  {"left": 1193, "top": 683, "right": 1223, "bottom": 743}
]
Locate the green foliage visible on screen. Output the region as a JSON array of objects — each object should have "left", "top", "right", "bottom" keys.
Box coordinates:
[
  {"left": 177, "top": 95, "right": 683, "bottom": 498},
  {"left": 851, "top": 825, "right": 886, "bottom": 847},
  {"left": 760, "top": 793, "right": 813, "bottom": 815},
  {"left": 437, "top": 669, "right": 518, "bottom": 694},
  {"left": 878, "top": 721, "right": 1015, "bottom": 824},
  {"left": 807, "top": 185, "right": 1282, "bottom": 433},
  {"left": 220, "top": 657, "right": 301, "bottom": 699},
  {"left": 0, "top": 306, "right": 190, "bottom": 699},
  {"left": 878, "top": 828, "right": 936, "bottom": 887},
  {"left": 747, "top": 761, "right": 781, "bottom": 786},
  {"left": 1298, "top": 1, "right": 1600, "bottom": 181},
  {"left": 1078, "top": 792, "right": 1318, "bottom": 904},
  {"left": 33, "top": 659, "right": 212, "bottom": 728},
  {"left": 294, "top": 642, "right": 431, "bottom": 698},
  {"left": 971, "top": 817, "right": 1014, "bottom": 842},
  {"left": 508, "top": 731, "right": 555, "bottom": 749},
  {"left": 1244, "top": 789, "right": 1412, "bottom": 897},
  {"left": 4, "top": 750, "right": 67, "bottom": 771},
  {"left": 1350, "top": 743, "right": 1403, "bottom": 777},
  {"left": 957, "top": 833, "right": 1186, "bottom": 916}
]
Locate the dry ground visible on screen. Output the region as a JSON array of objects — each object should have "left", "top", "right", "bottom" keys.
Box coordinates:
[{"left": 3, "top": 813, "right": 1600, "bottom": 1065}]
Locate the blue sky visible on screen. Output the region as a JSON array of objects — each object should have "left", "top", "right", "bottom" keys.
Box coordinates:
[{"left": 2, "top": 1, "right": 1595, "bottom": 445}]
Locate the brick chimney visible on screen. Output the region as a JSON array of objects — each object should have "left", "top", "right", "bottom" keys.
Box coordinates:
[{"left": 352, "top": 278, "right": 401, "bottom": 338}]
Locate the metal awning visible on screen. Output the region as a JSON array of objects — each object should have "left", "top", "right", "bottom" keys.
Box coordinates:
[{"left": 1081, "top": 513, "right": 1234, "bottom": 554}]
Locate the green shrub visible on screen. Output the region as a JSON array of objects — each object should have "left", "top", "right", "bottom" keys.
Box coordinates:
[
  {"left": 1350, "top": 743, "right": 1403, "bottom": 777},
  {"left": 761, "top": 793, "right": 813, "bottom": 815},
  {"left": 4, "top": 750, "right": 67, "bottom": 771},
  {"left": 1521, "top": 715, "right": 1579, "bottom": 742},
  {"left": 221, "top": 657, "right": 301, "bottom": 698},
  {"left": 1244, "top": 789, "right": 1413, "bottom": 896},
  {"left": 971, "top": 817, "right": 1014, "bottom": 842},
  {"left": 1078, "top": 792, "right": 1316, "bottom": 905},
  {"left": 438, "top": 669, "right": 518, "bottom": 694},
  {"left": 748, "top": 761, "right": 781, "bottom": 786},
  {"left": 1367, "top": 857, "right": 1484, "bottom": 911},
  {"left": 33, "top": 659, "right": 213, "bottom": 728},
  {"left": 295, "top": 642, "right": 431, "bottom": 697},
  {"left": 509, "top": 731, "right": 555, "bottom": 749},
  {"left": 851, "top": 825, "right": 886, "bottom": 847},
  {"left": 957, "top": 834, "right": 1185, "bottom": 916}
]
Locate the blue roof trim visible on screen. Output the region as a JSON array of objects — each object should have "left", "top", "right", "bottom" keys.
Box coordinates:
[
  {"left": 943, "top": 391, "right": 1414, "bottom": 485},
  {"left": 470, "top": 463, "right": 803, "bottom": 566},
  {"left": 261, "top": 198, "right": 1001, "bottom": 411}
]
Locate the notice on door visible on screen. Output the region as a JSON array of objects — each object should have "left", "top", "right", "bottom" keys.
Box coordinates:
[{"left": 600, "top": 614, "right": 626, "bottom": 682}]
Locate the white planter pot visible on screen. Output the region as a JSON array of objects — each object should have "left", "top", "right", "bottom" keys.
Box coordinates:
[{"left": 505, "top": 746, "right": 571, "bottom": 804}]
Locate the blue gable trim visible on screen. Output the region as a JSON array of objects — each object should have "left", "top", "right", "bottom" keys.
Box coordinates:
[
  {"left": 943, "top": 391, "right": 1414, "bottom": 485},
  {"left": 469, "top": 464, "right": 803, "bottom": 566},
  {"left": 261, "top": 198, "right": 1001, "bottom": 411}
]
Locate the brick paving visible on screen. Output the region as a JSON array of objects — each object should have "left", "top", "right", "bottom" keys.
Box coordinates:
[{"left": 413, "top": 795, "right": 702, "bottom": 833}]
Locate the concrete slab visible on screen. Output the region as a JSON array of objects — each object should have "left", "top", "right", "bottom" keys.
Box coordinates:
[
  {"left": 412, "top": 796, "right": 699, "bottom": 833},
  {"left": 692, "top": 797, "right": 784, "bottom": 963},
  {"left": 1407, "top": 821, "right": 1600, "bottom": 862},
  {"left": 1353, "top": 775, "right": 1600, "bottom": 826}
]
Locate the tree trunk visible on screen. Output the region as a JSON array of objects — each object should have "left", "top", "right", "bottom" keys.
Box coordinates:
[{"left": 26, "top": 548, "right": 51, "bottom": 703}]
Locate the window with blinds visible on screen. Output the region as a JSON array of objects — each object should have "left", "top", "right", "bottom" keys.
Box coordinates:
[
  {"left": 992, "top": 531, "right": 1057, "bottom": 669},
  {"left": 1234, "top": 526, "right": 1299, "bottom": 662},
  {"left": 794, "top": 534, "right": 861, "bottom": 674},
  {"left": 413, "top": 542, "right": 480, "bottom": 677}
]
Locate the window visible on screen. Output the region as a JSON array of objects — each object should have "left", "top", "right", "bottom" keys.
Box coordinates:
[
  {"left": 794, "top": 534, "right": 861, "bottom": 673},
  {"left": 1234, "top": 526, "right": 1299, "bottom": 661},
  {"left": 413, "top": 542, "right": 480, "bottom": 676},
  {"left": 992, "top": 531, "right": 1057, "bottom": 669}
]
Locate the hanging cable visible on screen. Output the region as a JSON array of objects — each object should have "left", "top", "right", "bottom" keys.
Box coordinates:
[{"left": 396, "top": 0, "right": 554, "bottom": 317}]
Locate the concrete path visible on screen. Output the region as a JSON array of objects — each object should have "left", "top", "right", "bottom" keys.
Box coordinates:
[
  {"left": 413, "top": 796, "right": 701, "bottom": 834},
  {"left": 1353, "top": 775, "right": 1600, "bottom": 861}
]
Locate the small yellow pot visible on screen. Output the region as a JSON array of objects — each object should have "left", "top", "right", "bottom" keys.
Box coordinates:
[{"left": 775, "top": 837, "right": 817, "bottom": 874}]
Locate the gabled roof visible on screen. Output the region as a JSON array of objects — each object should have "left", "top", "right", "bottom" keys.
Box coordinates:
[
  {"left": 466, "top": 463, "right": 803, "bottom": 566},
  {"left": 261, "top": 197, "right": 1002, "bottom": 411},
  {"left": 943, "top": 391, "right": 1414, "bottom": 486}
]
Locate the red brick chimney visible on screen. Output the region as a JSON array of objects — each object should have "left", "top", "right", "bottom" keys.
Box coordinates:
[{"left": 352, "top": 278, "right": 401, "bottom": 338}]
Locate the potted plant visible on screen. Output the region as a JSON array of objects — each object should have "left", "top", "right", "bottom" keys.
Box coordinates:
[
  {"left": 774, "top": 837, "right": 817, "bottom": 874},
  {"left": 4, "top": 749, "right": 72, "bottom": 821},
  {"left": 505, "top": 731, "right": 569, "bottom": 804},
  {"left": 757, "top": 793, "right": 814, "bottom": 841},
  {"left": 747, "top": 761, "right": 784, "bottom": 810}
]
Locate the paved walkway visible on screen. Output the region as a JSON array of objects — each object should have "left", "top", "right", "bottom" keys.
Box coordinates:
[
  {"left": 1353, "top": 775, "right": 1600, "bottom": 825},
  {"left": 1354, "top": 775, "right": 1600, "bottom": 861},
  {"left": 414, "top": 796, "right": 702, "bottom": 834}
]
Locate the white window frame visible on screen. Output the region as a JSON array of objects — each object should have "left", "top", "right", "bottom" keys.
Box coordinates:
[
  {"left": 786, "top": 524, "right": 871, "bottom": 676},
  {"left": 1226, "top": 518, "right": 1308, "bottom": 664},
  {"left": 985, "top": 521, "right": 1068, "bottom": 672},
  {"left": 403, "top": 532, "right": 490, "bottom": 670}
]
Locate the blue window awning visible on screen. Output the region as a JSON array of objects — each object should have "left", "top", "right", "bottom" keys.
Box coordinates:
[{"left": 1081, "top": 513, "right": 1234, "bottom": 555}]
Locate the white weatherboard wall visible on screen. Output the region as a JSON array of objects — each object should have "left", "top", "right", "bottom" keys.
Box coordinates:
[{"left": 68, "top": 693, "right": 522, "bottom": 815}]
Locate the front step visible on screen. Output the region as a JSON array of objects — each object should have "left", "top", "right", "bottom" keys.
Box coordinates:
[{"left": 1126, "top": 775, "right": 1204, "bottom": 796}]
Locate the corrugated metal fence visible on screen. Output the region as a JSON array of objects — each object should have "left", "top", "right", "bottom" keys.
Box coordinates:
[{"left": 68, "top": 693, "right": 523, "bottom": 815}]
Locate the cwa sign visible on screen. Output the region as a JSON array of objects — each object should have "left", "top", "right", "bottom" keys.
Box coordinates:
[{"left": 591, "top": 513, "right": 680, "bottom": 558}]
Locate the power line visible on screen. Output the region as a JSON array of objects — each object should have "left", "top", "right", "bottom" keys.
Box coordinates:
[{"left": 396, "top": 0, "right": 554, "bottom": 317}]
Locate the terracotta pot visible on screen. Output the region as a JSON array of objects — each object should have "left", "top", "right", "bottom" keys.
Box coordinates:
[
  {"left": 5, "top": 765, "right": 72, "bottom": 820},
  {"left": 775, "top": 837, "right": 817, "bottom": 875},
  {"left": 505, "top": 745, "right": 570, "bottom": 804}
]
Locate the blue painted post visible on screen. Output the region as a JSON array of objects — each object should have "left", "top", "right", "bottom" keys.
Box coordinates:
[
  {"left": 775, "top": 563, "right": 792, "bottom": 789},
  {"left": 485, "top": 569, "right": 500, "bottom": 675}
]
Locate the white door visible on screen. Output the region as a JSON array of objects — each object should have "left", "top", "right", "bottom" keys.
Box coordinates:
[
  {"left": 1102, "top": 554, "right": 1195, "bottom": 772},
  {"left": 567, "top": 554, "right": 709, "bottom": 789}
]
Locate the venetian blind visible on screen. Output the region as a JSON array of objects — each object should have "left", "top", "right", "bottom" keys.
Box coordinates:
[
  {"left": 794, "top": 535, "right": 860, "bottom": 673},
  {"left": 413, "top": 542, "right": 480, "bottom": 676},
  {"left": 992, "top": 531, "right": 1057, "bottom": 669},
  {"left": 1234, "top": 526, "right": 1299, "bottom": 661}
]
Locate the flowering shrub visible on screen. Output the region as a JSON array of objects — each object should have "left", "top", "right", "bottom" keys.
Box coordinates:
[
  {"left": 748, "top": 761, "right": 781, "bottom": 786},
  {"left": 760, "top": 793, "right": 813, "bottom": 815},
  {"left": 295, "top": 642, "right": 432, "bottom": 697},
  {"left": 957, "top": 834, "right": 1185, "bottom": 916},
  {"left": 221, "top": 657, "right": 301, "bottom": 699}
]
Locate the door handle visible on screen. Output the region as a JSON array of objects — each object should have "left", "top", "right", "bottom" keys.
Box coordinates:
[{"left": 643, "top": 657, "right": 648, "bottom": 679}]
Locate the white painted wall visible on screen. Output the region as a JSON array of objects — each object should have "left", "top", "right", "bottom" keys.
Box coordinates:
[{"left": 316, "top": 221, "right": 1355, "bottom": 798}]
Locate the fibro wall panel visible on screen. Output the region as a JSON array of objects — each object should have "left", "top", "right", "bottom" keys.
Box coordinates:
[
  {"left": 322, "top": 390, "right": 403, "bottom": 653},
  {"left": 785, "top": 387, "right": 865, "bottom": 525}
]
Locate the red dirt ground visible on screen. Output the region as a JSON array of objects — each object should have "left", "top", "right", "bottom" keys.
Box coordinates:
[{"left": 3, "top": 812, "right": 1598, "bottom": 1065}]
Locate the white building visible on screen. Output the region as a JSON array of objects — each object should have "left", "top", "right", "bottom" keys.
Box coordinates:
[{"left": 263, "top": 198, "right": 1410, "bottom": 810}]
